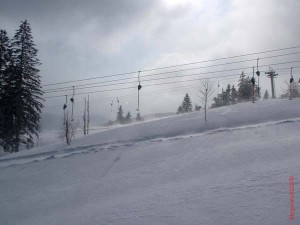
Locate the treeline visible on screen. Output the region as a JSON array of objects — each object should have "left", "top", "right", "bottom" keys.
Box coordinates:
[
  {"left": 211, "top": 84, "right": 238, "bottom": 107},
  {"left": 281, "top": 80, "right": 300, "bottom": 99},
  {"left": 177, "top": 93, "right": 201, "bottom": 114},
  {"left": 175, "top": 71, "right": 261, "bottom": 115},
  {"left": 174, "top": 70, "right": 300, "bottom": 116},
  {"left": 0, "top": 21, "right": 43, "bottom": 152},
  {"left": 175, "top": 71, "right": 266, "bottom": 116},
  {"left": 212, "top": 71, "right": 260, "bottom": 108},
  {"left": 106, "top": 105, "right": 143, "bottom": 126}
]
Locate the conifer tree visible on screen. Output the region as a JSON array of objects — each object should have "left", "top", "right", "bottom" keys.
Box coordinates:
[
  {"left": 125, "top": 111, "right": 132, "bottom": 123},
  {"left": 182, "top": 93, "right": 193, "bottom": 113},
  {"left": 117, "top": 105, "right": 124, "bottom": 123},
  {"left": 281, "top": 81, "right": 300, "bottom": 98},
  {"left": 126, "top": 111, "right": 131, "bottom": 120},
  {"left": 211, "top": 95, "right": 222, "bottom": 108},
  {"left": 176, "top": 105, "right": 183, "bottom": 114},
  {"left": 1, "top": 62, "right": 16, "bottom": 151},
  {"left": 219, "top": 90, "right": 224, "bottom": 106},
  {"left": 194, "top": 104, "right": 201, "bottom": 111},
  {"left": 237, "top": 71, "right": 252, "bottom": 102},
  {"left": 211, "top": 83, "right": 239, "bottom": 108},
  {"left": 230, "top": 85, "right": 238, "bottom": 104},
  {"left": 223, "top": 84, "right": 231, "bottom": 105},
  {"left": 0, "top": 29, "right": 12, "bottom": 146},
  {"left": 263, "top": 90, "right": 269, "bottom": 100},
  {"left": 0, "top": 30, "right": 11, "bottom": 82},
  {"left": 136, "top": 112, "right": 142, "bottom": 121},
  {"left": 176, "top": 93, "right": 193, "bottom": 114},
  {"left": 1, "top": 21, "right": 43, "bottom": 152}
]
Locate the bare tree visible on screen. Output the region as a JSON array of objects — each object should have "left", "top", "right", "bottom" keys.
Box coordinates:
[
  {"left": 196, "top": 79, "right": 214, "bottom": 122},
  {"left": 58, "top": 111, "right": 72, "bottom": 145},
  {"left": 281, "top": 80, "right": 300, "bottom": 99},
  {"left": 65, "top": 113, "right": 71, "bottom": 145},
  {"left": 83, "top": 98, "right": 87, "bottom": 135}
]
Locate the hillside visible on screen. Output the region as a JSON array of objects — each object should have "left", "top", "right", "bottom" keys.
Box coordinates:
[{"left": 0, "top": 99, "right": 300, "bottom": 225}]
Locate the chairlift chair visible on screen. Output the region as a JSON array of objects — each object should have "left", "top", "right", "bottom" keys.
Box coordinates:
[{"left": 137, "top": 71, "right": 142, "bottom": 111}]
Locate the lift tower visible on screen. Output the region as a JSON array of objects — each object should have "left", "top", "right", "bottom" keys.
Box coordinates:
[{"left": 265, "top": 67, "right": 278, "bottom": 99}]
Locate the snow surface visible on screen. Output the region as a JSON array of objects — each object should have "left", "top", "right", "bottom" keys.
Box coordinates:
[{"left": 0, "top": 99, "right": 300, "bottom": 225}]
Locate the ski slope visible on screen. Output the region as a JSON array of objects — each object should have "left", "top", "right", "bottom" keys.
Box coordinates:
[{"left": 0, "top": 99, "right": 300, "bottom": 225}]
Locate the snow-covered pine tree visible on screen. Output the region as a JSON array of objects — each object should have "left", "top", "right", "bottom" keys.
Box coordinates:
[
  {"left": 212, "top": 84, "right": 235, "bottom": 108},
  {"left": 212, "top": 88, "right": 225, "bottom": 108},
  {"left": 219, "top": 88, "right": 225, "bottom": 106},
  {"left": 182, "top": 93, "right": 193, "bottom": 113},
  {"left": 237, "top": 71, "right": 252, "bottom": 102},
  {"left": 281, "top": 81, "right": 300, "bottom": 99},
  {"left": 230, "top": 85, "right": 238, "bottom": 104},
  {"left": 1, "top": 21, "right": 43, "bottom": 152},
  {"left": 0, "top": 30, "right": 11, "bottom": 83},
  {"left": 117, "top": 105, "right": 124, "bottom": 123},
  {"left": 0, "top": 29, "right": 12, "bottom": 147},
  {"left": 176, "top": 105, "right": 183, "bottom": 114},
  {"left": 1, "top": 58, "right": 16, "bottom": 151},
  {"left": 223, "top": 84, "right": 231, "bottom": 105},
  {"left": 136, "top": 112, "right": 142, "bottom": 121},
  {"left": 125, "top": 111, "right": 132, "bottom": 123},
  {"left": 194, "top": 104, "right": 201, "bottom": 111},
  {"left": 211, "top": 95, "right": 222, "bottom": 108},
  {"left": 126, "top": 111, "right": 131, "bottom": 120}
]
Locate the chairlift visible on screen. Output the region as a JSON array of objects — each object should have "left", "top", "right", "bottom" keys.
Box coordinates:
[
  {"left": 70, "top": 86, "right": 75, "bottom": 121},
  {"left": 63, "top": 95, "right": 67, "bottom": 125},
  {"left": 137, "top": 71, "right": 142, "bottom": 111},
  {"left": 290, "top": 72, "right": 294, "bottom": 100}
]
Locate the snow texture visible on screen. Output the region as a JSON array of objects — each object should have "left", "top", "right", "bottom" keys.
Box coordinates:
[{"left": 0, "top": 99, "right": 300, "bottom": 225}]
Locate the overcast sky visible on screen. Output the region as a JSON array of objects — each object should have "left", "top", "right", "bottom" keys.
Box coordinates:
[{"left": 1, "top": 0, "right": 300, "bottom": 124}]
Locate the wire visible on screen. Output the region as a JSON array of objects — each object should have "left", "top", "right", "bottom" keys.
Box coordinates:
[
  {"left": 4, "top": 63, "right": 299, "bottom": 100},
  {"left": 44, "top": 81, "right": 225, "bottom": 109},
  {"left": 43, "top": 72, "right": 247, "bottom": 94},
  {"left": 43, "top": 61, "right": 300, "bottom": 96},
  {"left": 45, "top": 76, "right": 239, "bottom": 107},
  {"left": 139, "top": 46, "right": 300, "bottom": 72},
  {"left": 43, "top": 45, "right": 300, "bottom": 87},
  {"left": 43, "top": 51, "right": 300, "bottom": 92},
  {"left": 43, "top": 64, "right": 290, "bottom": 99},
  {"left": 41, "top": 76, "right": 268, "bottom": 110},
  {"left": 42, "top": 73, "right": 286, "bottom": 110}
]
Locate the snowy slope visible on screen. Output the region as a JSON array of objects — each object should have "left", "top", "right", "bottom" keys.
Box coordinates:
[{"left": 0, "top": 99, "right": 300, "bottom": 225}]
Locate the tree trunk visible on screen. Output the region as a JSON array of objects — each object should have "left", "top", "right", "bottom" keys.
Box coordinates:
[
  {"left": 204, "top": 103, "right": 207, "bottom": 122},
  {"left": 15, "top": 131, "right": 20, "bottom": 152}
]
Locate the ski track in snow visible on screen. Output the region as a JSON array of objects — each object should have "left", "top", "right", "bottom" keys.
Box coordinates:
[{"left": 1, "top": 117, "right": 300, "bottom": 168}]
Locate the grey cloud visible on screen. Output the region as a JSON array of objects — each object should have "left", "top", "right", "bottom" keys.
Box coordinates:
[
  {"left": 0, "top": 0, "right": 161, "bottom": 53},
  {"left": 0, "top": 0, "right": 158, "bottom": 30}
]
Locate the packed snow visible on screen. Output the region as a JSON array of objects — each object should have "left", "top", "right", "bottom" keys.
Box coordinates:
[{"left": 0, "top": 98, "right": 300, "bottom": 225}]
